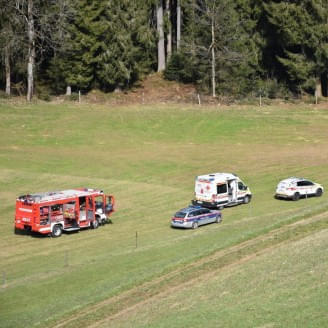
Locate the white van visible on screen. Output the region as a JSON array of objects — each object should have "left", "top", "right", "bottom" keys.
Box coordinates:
[{"left": 192, "top": 173, "right": 252, "bottom": 209}]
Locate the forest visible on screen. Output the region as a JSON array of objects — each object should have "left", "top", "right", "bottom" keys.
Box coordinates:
[{"left": 1, "top": 0, "right": 328, "bottom": 101}]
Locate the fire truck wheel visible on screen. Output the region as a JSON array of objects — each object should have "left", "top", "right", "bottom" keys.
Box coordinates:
[
  {"left": 92, "top": 219, "right": 99, "bottom": 229},
  {"left": 52, "top": 225, "right": 62, "bottom": 237}
]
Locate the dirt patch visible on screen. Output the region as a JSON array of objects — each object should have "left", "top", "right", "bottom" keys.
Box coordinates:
[{"left": 83, "top": 73, "right": 197, "bottom": 105}]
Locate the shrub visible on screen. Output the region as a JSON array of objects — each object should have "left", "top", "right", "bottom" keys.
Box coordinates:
[
  {"left": 0, "top": 90, "right": 10, "bottom": 99},
  {"left": 256, "top": 79, "right": 291, "bottom": 100},
  {"left": 164, "top": 52, "right": 199, "bottom": 84},
  {"left": 67, "top": 93, "right": 79, "bottom": 101},
  {"left": 36, "top": 85, "right": 52, "bottom": 101}
]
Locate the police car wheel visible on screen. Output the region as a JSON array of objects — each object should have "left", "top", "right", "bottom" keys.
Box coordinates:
[
  {"left": 52, "top": 225, "right": 62, "bottom": 237},
  {"left": 216, "top": 215, "right": 222, "bottom": 223},
  {"left": 316, "top": 188, "right": 323, "bottom": 197},
  {"left": 192, "top": 222, "right": 198, "bottom": 229}
]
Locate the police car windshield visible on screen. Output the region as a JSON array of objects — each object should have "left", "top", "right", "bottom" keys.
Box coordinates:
[{"left": 174, "top": 211, "right": 186, "bottom": 218}]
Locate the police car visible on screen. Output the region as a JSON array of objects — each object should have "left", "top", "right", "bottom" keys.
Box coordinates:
[
  {"left": 275, "top": 177, "right": 324, "bottom": 201},
  {"left": 171, "top": 205, "right": 222, "bottom": 229}
]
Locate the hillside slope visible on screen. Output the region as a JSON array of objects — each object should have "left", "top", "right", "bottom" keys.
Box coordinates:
[{"left": 84, "top": 74, "right": 197, "bottom": 105}]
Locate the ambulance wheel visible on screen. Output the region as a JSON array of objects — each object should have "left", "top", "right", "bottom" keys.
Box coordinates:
[
  {"left": 316, "top": 188, "right": 323, "bottom": 197},
  {"left": 243, "top": 195, "right": 250, "bottom": 204},
  {"left": 216, "top": 215, "right": 222, "bottom": 223},
  {"left": 52, "top": 225, "right": 62, "bottom": 237},
  {"left": 192, "top": 221, "right": 198, "bottom": 229},
  {"left": 293, "top": 192, "right": 300, "bottom": 201},
  {"left": 92, "top": 219, "right": 99, "bottom": 229}
]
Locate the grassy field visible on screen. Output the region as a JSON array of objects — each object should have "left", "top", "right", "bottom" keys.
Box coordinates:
[{"left": 1, "top": 101, "right": 328, "bottom": 327}]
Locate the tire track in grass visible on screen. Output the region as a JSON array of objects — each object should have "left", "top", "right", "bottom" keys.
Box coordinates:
[
  {"left": 48, "top": 210, "right": 328, "bottom": 328},
  {"left": 5, "top": 203, "right": 314, "bottom": 291}
]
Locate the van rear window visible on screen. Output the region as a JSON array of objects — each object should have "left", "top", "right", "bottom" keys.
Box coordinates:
[{"left": 217, "top": 184, "right": 227, "bottom": 194}]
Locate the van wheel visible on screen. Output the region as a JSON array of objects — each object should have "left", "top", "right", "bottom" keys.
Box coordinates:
[
  {"left": 316, "top": 188, "right": 323, "bottom": 197},
  {"left": 52, "top": 225, "right": 62, "bottom": 237},
  {"left": 192, "top": 221, "right": 198, "bottom": 229},
  {"left": 293, "top": 192, "right": 300, "bottom": 201},
  {"left": 91, "top": 219, "right": 99, "bottom": 229},
  {"left": 243, "top": 195, "right": 250, "bottom": 204}
]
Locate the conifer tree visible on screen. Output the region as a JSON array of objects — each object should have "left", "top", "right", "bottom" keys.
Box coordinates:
[
  {"left": 172, "top": 0, "right": 252, "bottom": 97},
  {"left": 98, "top": 0, "right": 156, "bottom": 90},
  {"left": 63, "top": 0, "right": 106, "bottom": 90},
  {"left": 263, "top": 0, "right": 328, "bottom": 96},
  {"left": 50, "top": 0, "right": 156, "bottom": 92}
]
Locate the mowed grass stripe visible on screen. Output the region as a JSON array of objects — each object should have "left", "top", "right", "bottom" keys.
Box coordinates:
[
  {"left": 1, "top": 103, "right": 328, "bottom": 327},
  {"left": 98, "top": 228, "right": 328, "bottom": 328},
  {"left": 48, "top": 210, "right": 328, "bottom": 328}
]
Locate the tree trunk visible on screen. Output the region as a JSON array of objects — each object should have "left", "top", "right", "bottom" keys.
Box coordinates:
[
  {"left": 27, "top": 0, "right": 35, "bottom": 102},
  {"left": 166, "top": 0, "right": 172, "bottom": 61},
  {"left": 211, "top": 17, "right": 216, "bottom": 98},
  {"left": 315, "top": 77, "right": 322, "bottom": 98},
  {"left": 157, "top": 0, "right": 165, "bottom": 72},
  {"left": 4, "top": 45, "right": 11, "bottom": 96},
  {"left": 177, "top": 0, "right": 181, "bottom": 51},
  {"left": 66, "top": 86, "right": 71, "bottom": 96}
]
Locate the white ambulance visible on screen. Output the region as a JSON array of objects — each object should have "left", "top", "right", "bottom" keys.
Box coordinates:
[{"left": 192, "top": 173, "right": 252, "bottom": 209}]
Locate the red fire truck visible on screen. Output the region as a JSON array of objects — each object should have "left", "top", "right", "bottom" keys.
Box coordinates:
[{"left": 15, "top": 188, "right": 115, "bottom": 237}]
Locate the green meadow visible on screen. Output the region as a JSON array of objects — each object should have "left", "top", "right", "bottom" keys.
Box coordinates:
[{"left": 1, "top": 102, "right": 328, "bottom": 328}]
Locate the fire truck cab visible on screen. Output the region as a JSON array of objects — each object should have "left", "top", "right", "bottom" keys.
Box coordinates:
[{"left": 15, "top": 188, "right": 115, "bottom": 237}]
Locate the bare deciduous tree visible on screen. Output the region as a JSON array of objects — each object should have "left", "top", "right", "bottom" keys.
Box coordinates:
[
  {"left": 177, "top": 0, "right": 181, "bottom": 50},
  {"left": 188, "top": 0, "right": 244, "bottom": 97},
  {"left": 26, "top": 0, "right": 35, "bottom": 101},
  {"left": 166, "top": 0, "right": 172, "bottom": 60},
  {"left": 11, "top": 0, "right": 73, "bottom": 101},
  {"left": 0, "top": 1, "right": 23, "bottom": 95},
  {"left": 157, "top": 0, "right": 166, "bottom": 71}
]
